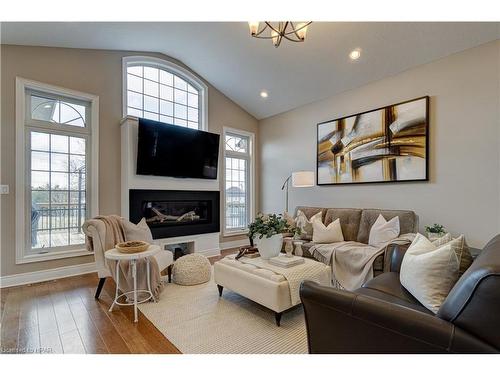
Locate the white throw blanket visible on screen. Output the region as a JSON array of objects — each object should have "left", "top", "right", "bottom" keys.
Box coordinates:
[
  {"left": 310, "top": 233, "right": 416, "bottom": 291},
  {"left": 226, "top": 254, "right": 330, "bottom": 305}
]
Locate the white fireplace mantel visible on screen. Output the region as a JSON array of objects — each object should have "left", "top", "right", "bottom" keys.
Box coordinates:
[{"left": 120, "top": 116, "right": 221, "bottom": 256}]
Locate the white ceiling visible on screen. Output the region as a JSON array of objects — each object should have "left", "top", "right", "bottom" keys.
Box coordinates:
[{"left": 2, "top": 22, "right": 498, "bottom": 119}]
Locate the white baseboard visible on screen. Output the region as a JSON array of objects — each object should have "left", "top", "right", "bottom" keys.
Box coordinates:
[
  {"left": 1, "top": 239, "right": 248, "bottom": 288},
  {"left": 220, "top": 238, "right": 250, "bottom": 251},
  {"left": 0, "top": 262, "right": 97, "bottom": 288},
  {"left": 197, "top": 247, "right": 221, "bottom": 257}
]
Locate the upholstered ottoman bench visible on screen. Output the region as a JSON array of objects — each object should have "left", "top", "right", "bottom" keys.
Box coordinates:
[{"left": 214, "top": 255, "right": 330, "bottom": 326}]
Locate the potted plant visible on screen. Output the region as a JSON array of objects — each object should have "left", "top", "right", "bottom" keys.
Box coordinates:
[
  {"left": 248, "top": 213, "right": 299, "bottom": 259},
  {"left": 425, "top": 223, "right": 446, "bottom": 240}
]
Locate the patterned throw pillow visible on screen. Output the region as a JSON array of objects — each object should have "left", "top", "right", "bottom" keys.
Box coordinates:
[
  {"left": 432, "top": 233, "right": 473, "bottom": 276},
  {"left": 295, "top": 210, "right": 322, "bottom": 241}
]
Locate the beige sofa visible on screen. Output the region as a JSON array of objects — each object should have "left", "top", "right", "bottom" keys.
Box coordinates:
[{"left": 290, "top": 206, "right": 419, "bottom": 275}]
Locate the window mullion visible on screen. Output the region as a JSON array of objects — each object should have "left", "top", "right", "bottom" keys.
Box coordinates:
[
  {"left": 67, "top": 137, "right": 71, "bottom": 247},
  {"left": 48, "top": 132, "right": 52, "bottom": 250},
  {"left": 225, "top": 150, "right": 249, "bottom": 159},
  {"left": 125, "top": 59, "right": 203, "bottom": 129}
]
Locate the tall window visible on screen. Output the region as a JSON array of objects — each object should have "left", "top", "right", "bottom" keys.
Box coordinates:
[
  {"left": 16, "top": 78, "right": 98, "bottom": 263},
  {"left": 123, "top": 56, "right": 207, "bottom": 130},
  {"left": 224, "top": 128, "right": 254, "bottom": 234}
]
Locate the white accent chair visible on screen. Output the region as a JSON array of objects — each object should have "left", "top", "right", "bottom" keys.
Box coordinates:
[{"left": 82, "top": 217, "right": 174, "bottom": 299}]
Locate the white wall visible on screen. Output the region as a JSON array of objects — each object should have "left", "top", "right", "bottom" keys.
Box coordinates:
[{"left": 259, "top": 41, "right": 500, "bottom": 248}]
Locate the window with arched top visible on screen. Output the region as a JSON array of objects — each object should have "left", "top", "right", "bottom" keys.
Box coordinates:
[{"left": 123, "top": 56, "right": 207, "bottom": 130}]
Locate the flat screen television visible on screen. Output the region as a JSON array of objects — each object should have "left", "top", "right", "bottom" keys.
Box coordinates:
[{"left": 136, "top": 118, "right": 220, "bottom": 179}]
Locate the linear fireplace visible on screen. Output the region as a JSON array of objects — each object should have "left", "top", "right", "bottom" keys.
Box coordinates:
[{"left": 129, "top": 189, "right": 220, "bottom": 239}]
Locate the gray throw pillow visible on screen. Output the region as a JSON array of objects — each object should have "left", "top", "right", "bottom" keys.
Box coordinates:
[{"left": 122, "top": 217, "right": 153, "bottom": 243}]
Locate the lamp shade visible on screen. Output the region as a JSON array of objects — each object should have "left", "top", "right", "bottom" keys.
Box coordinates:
[{"left": 292, "top": 171, "right": 315, "bottom": 187}]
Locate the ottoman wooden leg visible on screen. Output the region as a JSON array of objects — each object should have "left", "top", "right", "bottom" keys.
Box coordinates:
[
  {"left": 217, "top": 284, "right": 223, "bottom": 297},
  {"left": 275, "top": 312, "right": 282, "bottom": 327}
]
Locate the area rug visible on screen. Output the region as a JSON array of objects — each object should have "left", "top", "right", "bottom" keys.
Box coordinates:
[{"left": 137, "top": 274, "right": 308, "bottom": 354}]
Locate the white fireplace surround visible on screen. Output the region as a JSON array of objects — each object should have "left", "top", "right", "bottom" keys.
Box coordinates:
[{"left": 120, "top": 116, "right": 221, "bottom": 257}]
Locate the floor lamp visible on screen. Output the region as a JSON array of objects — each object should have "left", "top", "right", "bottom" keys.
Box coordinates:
[{"left": 281, "top": 171, "right": 315, "bottom": 213}]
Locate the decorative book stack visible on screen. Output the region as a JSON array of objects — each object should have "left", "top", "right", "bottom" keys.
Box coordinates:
[{"left": 269, "top": 254, "right": 305, "bottom": 268}]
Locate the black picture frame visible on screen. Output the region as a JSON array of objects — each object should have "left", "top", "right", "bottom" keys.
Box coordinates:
[{"left": 316, "top": 96, "right": 430, "bottom": 186}]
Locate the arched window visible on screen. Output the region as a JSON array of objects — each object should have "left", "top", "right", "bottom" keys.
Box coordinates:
[{"left": 123, "top": 56, "right": 207, "bottom": 130}]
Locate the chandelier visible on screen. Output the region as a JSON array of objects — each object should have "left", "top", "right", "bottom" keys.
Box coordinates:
[{"left": 248, "top": 22, "right": 312, "bottom": 48}]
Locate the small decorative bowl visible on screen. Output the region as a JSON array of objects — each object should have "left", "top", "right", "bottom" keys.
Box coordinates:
[{"left": 115, "top": 240, "right": 150, "bottom": 254}]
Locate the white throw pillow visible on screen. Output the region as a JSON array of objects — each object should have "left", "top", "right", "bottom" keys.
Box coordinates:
[
  {"left": 312, "top": 217, "right": 344, "bottom": 244},
  {"left": 122, "top": 217, "right": 154, "bottom": 243},
  {"left": 295, "top": 210, "right": 322, "bottom": 240},
  {"left": 368, "top": 214, "right": 400, "bottom": 247},
  {"left": 400, "top": 233, "right": 468, "bottom": 313}
]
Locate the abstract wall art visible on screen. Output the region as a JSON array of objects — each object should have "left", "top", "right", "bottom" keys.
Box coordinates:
[{"left": 317, "top": 96, "right": 429, "bottom": 185}]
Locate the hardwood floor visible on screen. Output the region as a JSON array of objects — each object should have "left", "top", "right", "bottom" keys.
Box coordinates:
[{"left": 0, "top": 248, "right": 238, "bottom": 354}]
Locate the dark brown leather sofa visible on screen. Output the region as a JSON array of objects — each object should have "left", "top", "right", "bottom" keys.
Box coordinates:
[{"left": 300, "top": 234, "right": 500, "bottom": 353}]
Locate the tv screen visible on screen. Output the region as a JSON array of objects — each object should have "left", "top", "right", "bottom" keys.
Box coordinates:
[{"left": 136, "top": 118, "right": 220, "bottom": 179}]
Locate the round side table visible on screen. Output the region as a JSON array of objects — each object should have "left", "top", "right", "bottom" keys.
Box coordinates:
[{"left": 105, "top": 245, "right": 160, "bottom": 323}]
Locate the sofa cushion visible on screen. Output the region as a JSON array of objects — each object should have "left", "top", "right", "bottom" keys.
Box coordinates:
[
  {"left": 358, "top": 272, "right": 433, "bottom": 315},
  {"left": 295, "top": 206, "right": 326, "bottom": 222},
  {"left": 357, "top": 209, "right": 417, "bottom": 244},
  {"left": 324, "top": 208, "right": 362, "bottom": 241}
]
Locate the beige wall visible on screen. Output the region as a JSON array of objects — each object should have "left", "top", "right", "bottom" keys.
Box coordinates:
[
  {"left": 259, "top": 41, "right": 500, "bottom": 248},
  {"left": 1, "top": 45, "right": 258, "bottom": 277}
]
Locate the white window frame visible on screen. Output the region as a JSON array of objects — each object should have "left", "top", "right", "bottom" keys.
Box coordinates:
[
  {"left": 223, "top": 127, "right": 255, "bottom": 236},
  {"left": 15, "top": 77, "right": 99, "bottom": 264},
  {"left": 122, "top": 56, "right": 208, "bottom": 131}
]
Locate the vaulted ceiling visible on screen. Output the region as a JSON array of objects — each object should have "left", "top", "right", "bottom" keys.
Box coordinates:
[{"left": 2, "top": 22, "right": 498, "bottom": 119}]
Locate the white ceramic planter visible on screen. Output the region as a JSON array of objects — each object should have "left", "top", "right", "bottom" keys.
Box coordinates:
[{"left": 254, "top": 234, "right": 283, "bottom": 259}]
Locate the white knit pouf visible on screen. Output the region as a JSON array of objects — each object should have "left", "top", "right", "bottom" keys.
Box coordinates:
[{"left": 172, "top": 253, "right": 212, "bottom": 285}]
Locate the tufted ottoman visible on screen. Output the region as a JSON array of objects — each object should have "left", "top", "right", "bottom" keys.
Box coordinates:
[
  {"left": 214, "top": 254, "right": 330, "bottom": 326},
  {"left": 172, "top": 253, "right": 211, "bottom": 285}
]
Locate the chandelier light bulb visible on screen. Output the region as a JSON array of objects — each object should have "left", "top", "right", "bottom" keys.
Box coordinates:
[
  {"left": 260, "top": 90, "right": 269, "bottom": 98},
  {"left": 295, "top": 22, "right": 308, "bottom": 40},
  {"left": 271, "top": 29, "right": 280, "bottom": 47},
  {"left": 349, "top": 48, "right": 362, "bottom": 60},
  {"left": 248, "top": 21, "right": 260, "bottom": 35}
]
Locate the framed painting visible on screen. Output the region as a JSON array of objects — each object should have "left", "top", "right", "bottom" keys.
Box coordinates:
[{"left": 316, "top": 96, "right": 429, "bottom": 185}]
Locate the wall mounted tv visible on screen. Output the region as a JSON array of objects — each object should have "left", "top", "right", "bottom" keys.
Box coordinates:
[{"left": 136, "top": 118, "right": 220, "bottom": 179}]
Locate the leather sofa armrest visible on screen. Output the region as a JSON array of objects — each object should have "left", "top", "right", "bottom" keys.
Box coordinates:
[
  {"left": 300, "top": 280, "right": 456, "bottom": 353},
  {"left": 383, "top": 243, "right": 410, "bottom": 273}
]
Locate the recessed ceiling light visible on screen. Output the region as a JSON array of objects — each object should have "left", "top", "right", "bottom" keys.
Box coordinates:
[
  {"left": 44, "top": 104, "right": 52, "bottom": 109},
  {"left": 260, "top": 90, "right": 269, "bottom": 98},
  {"left": 349, "top": 48, "right": 361, "bottom": 61}
]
